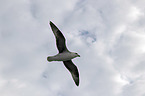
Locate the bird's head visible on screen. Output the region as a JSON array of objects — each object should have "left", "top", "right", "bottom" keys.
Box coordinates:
[{"left": 74, "top": 52, "right": 80, "bottom": 57}]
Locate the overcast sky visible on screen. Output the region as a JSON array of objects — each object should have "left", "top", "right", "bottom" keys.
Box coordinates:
[{"left": 0, "top": 0, "right": 145, "bottom": 96}]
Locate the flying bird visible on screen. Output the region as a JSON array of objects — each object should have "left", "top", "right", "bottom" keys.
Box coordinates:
[{"left": 47, "top": 21, "right": 80, "bottom": 86}]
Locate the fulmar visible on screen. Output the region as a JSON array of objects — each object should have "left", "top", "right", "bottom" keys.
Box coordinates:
[{"left": 47, "top": 21, "right": 80, "bottom": 86}]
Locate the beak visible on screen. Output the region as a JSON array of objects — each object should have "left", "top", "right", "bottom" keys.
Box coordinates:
[{"left": 78, "top": 54, "right": 80, "bottom": 57}]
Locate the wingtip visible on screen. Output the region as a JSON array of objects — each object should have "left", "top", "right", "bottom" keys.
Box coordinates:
[
  {"left": 73, "top": 74, "right": 79, "bottom": 86},
  {"left": 75, "top": 79, "right": 79, "bottom": 86},
  {"left": 76, "top": 83, "right": 79, "bottom": 86},
  {"left": 49, "top": 21, "right": 55, "bottom": 27},
  {"left": 49, "top": 21, "right": 52, "bottom": 24}
]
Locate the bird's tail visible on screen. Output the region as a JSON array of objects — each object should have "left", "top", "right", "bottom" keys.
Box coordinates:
[{"left": 47, "top": 56, "right": 53, "bottom": 62}]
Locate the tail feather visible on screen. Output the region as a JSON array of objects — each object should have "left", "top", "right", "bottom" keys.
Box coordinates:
[{"left": 47, "top": 57, "right": 53, "bottom": 62}]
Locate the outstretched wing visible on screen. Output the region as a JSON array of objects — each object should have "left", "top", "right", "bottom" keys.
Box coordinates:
[
  {"left": 50, "top": 21, "right": 68, "bottom": 53},
  {"left": 63, "top": 60, "right": 79, "bottom": 86}
]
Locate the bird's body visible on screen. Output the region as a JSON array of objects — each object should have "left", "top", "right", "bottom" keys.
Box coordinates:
[
  {"left": 47, "top": 52, "right": 79, "bottom": 62},
  {"left": 47, "top": 21, "right": 80, "bottom": 86}
]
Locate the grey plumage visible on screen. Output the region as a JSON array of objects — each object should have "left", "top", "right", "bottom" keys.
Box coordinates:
[{"left": 47, "top": 21, "right": 80, "bottom": 86}]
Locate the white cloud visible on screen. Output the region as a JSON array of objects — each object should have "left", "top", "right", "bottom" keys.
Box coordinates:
[{"left": 0, "top": 0, "right": 145, "bottom": 96}]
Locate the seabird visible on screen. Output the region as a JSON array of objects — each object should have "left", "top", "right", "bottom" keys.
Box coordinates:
[{"left": 47, "top": 21, "right": 80, "bottom": 86}]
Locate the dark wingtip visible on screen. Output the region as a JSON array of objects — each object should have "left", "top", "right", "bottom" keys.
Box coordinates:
[
  {"left": 76, "top": 82, "right": 79, "bottom": 86},
  {"left": 49, "top": 21, "right": 53, "bottom": 25},
  {"left": 76, "top": 78, "right": 79, "bottom": 86},
  {"left": 74, "top": 75, "right": 79, "bottom": 86},
  {"left": 49, "top": 21, "right": 57, "bottom": 29}
]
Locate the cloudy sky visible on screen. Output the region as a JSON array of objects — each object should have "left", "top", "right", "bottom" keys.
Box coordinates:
[{"left": 0, "top": 0, "right": 145, "bottom": 96}]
